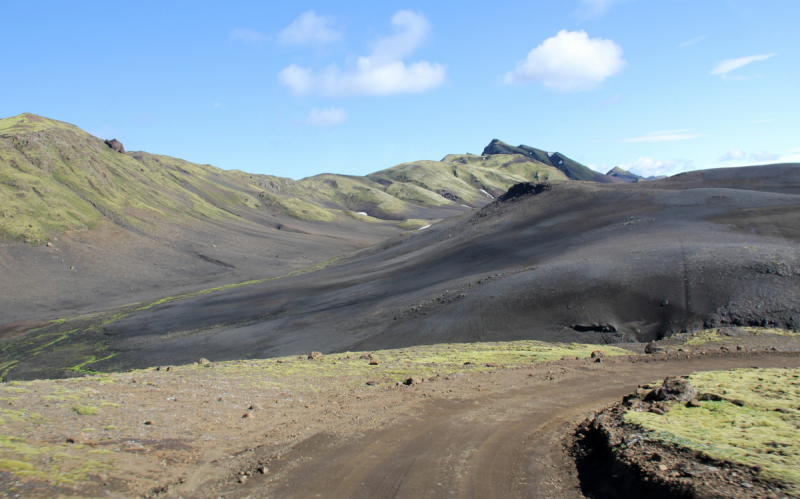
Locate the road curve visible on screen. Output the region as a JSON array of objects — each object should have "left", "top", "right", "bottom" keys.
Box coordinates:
[{"left": 221, "top": 355, "right": 800, "bottom": 499}]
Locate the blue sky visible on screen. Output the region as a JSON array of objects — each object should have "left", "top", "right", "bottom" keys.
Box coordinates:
[{"left": 2, "top": 0, "right": 798, "bottom": 179}]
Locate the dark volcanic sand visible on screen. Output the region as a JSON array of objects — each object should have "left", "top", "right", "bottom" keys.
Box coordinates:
[{"left": 2, "top": 164, "right": 800, "bottom": 378}]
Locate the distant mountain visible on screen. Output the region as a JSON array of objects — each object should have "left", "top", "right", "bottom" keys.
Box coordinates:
[
  {"left": 0, "top": 114, "right": 571, "bottom": 246},
  {"left": 482, "top": 139, "right": 623, "bottom": 183},
  {"left": 606, "top": 166, "right": 667, "bottom": 183}
]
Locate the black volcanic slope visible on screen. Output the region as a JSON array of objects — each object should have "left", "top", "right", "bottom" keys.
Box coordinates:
[
  {"left": 3, "top": 164, "right": 800, "bottom": 379},
  {"left": 483, "top": 139, "right": 621, "bottom": 183}
]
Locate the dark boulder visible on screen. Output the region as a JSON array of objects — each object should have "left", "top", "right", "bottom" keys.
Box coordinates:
[
  {"left": 647, "top": 376, "right": 697, "bottom": 402},
  {"left": 104, "top": 138, "right": 125, "bottom": 153}
]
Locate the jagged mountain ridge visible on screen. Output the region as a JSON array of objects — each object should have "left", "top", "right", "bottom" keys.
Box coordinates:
[{"left": 482, "top": 138, "right": 622, "bottom": 183}]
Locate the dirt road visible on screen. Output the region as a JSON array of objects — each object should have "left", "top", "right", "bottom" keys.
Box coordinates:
[{"left": 217, "top": 354, "right": 800, "bottom": 499}]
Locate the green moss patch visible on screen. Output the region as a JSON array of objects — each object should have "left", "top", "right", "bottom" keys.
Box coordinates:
[
  {"left": 682, "top": 327, "right": 800, "bottom": 346},
  {"left": 71, "top": 405, "right": 99, "bottom": 416},
  {"left": 183, "top": 340, "right": 633, "bottom": 391},
  {"left": 625, "top": 367, "right": 800, "bottom": 494}
]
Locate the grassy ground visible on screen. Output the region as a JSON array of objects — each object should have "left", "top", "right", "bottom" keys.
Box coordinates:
[
  {"left": 624, "top": 367, "right": 800, "bottom": 495},
  {"left": 677, "top": 327, "right": 800, "bottom": 347},
  {"left": 200, "top": 340, "right": 633, "bottom": 391}
]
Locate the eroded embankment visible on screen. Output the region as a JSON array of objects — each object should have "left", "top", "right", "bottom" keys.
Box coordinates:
[{"left": 574, "top": 367, "right": 799, "bottom": 499}]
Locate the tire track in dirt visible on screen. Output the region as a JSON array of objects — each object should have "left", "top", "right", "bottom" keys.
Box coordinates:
[{"left": 225, "top": 355, "right": 800, "bottom": 499}]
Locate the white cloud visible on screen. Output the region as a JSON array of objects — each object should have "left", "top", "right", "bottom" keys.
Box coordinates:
[
  {"left": 621, "top": 130, "right": 700, "bottom": 143},
  {"left": 306, "top": 108, "right": 349, "bottom": 127},
  {"left": 750, "top": 150, "right": 778, "bottom": 162},
  {"left": 710, "top": 53, "right": 775, "bottom": 76},
  {"left": 278, "top": 10, "right": 446, "bottom": 97},
  {"left": 577, "top": 0, "right": 627, "bottom": 18},
  {"left": 619, "top": 157, "right": 694, "bottom": 177},
  {"left": 231, "top": 28, "right": 267, "bottom": 46},
  {"left": 278, "top": 11, "right": 341, "bottom": 46},
  {"left": 718, "top": 148, "right": 746, "bottom": 161},
  {"left": 709, "top": 149, "right": 800, "bottom": 168},
  {"left": 676, "top": 36, "right": 707, "bottom": 49},
  {"left": 718, "top": 148, "right": 780, "bottom": 163},
  {"left": 503, "top": 30, "right": 626, "bottom": 92}
]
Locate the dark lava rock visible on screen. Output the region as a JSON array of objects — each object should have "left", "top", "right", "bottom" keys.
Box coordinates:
[
  {"left": 573, "top": 323, "right": 617, "bottom": 333},
  {"left": 644, "top": 342, "right": 665, "bottom": 354},
  {"left": 648, "top": 376, "right": 697, "bottom": 402},
  {"left": 104, "top": 138, "right": 125, "bottom": 153},
  {"left": 498, "top": 182, "right": 552, "bottom": 202}
]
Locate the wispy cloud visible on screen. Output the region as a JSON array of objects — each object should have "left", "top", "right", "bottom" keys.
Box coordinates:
[
  {"left": 718, "top": 148, "right": 745, "bottom": 162},
  {"left": 231, "top": 28, "right": 267, "bottom": 46},
  {"left": 305, "top": 108, "right": 349, "bottom": 127},
  {"left": 618, "top": 157, "right": 695, "bottom": 177},
  {"left": 676, "top": 35, "right": 707, "bottom": 49},
  {"left": 710, "top": 53, "right": 775, "bottom": 76},
  {"left": 620, "top": 129, "right": 700, "bottom": 143},
  {"left": 279, "top": 10, "right": 446, "bottom": 97},
  {"left": 503, "top": 30, "right": 626, "bottom": 92},
  {"left": 710, "top": 148, "right": 799, "bottom": 168},
  {"left": 278, "top": 11, "right": 342, "bottom": 46},
  {"left": 718, "top": 148, "right": 778, "bottom": 163},
  {"left": 576, "top": 0, "right": 628, "bottom": 19}
]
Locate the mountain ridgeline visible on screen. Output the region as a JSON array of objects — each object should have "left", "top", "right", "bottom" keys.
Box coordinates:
[{"left": 0, "top": 114, "right": 593, "bottom": 247}]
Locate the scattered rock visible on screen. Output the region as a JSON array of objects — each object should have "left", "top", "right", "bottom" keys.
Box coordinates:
[
  {"left": 644, "top": 342, "right": 665, "bottom": 354},
  {"left": 242, "top": 412, "right": 255, "bottom": 419},
  {"left": 257, "top": 466, "right": 268, "bottom": 474},
  {"left": 238, "top": 475, "right": 248, "bottom": 484},
  {"left": 594, "top": 357, "right": 602, "bottom": 363},
  {"left": 66, "top": 433, "right": 87, "bottom": 444},
  {"left": 686, "top": 399, "right": 702, "bottom": 408},
  {"left": 774, "top": 408, "right": 790, "bottom": 414},
  {"left": 248, "top": 404, "right": 262, "bottom": 411},
  {"left": 729, "top": 399, "right": 746, "bottom": 407},
  {"left": 404, "top": 377, "right": 422, "bottom": 386},
  {"left": 648, "top": 376, "right": 697, "bottom": 402},
  {"left": 144, "top": 420, "right": 154, "bottom": 426},
  {"left": 661, "top": 300, "right": 669, "bottom": 306},
  {"left": 198, "top": 358, "right": 211, "bottom": 365},
  {"left": 369, "top": 360, "right": 379, "bottom": 366},
  {"left": 365, "top": 381, "right": 379, "bottom": 386},
  {"left": 46, "top": 242, "right": 53, "bottom": 248},
  {"left": 308, "top": 351, "right": 324, "bottom": 360},
  {"left": 648, "top": 406, "right": 666, "bottom": 415},
  {"left": 590, "top": 350, "right": 605, "bottom": 358},
  {"left": 698, "top": 392, "right": 724, "bottom": 401}
]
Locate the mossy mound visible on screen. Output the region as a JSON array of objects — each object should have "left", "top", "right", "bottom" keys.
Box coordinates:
[{"left": 625, "top": 367, "right": 800, "bottom": 495}]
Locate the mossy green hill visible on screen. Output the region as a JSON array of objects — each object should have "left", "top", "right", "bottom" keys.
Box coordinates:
[{"left": 0, "top": 114, "right": 570, "bottom": 244}]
